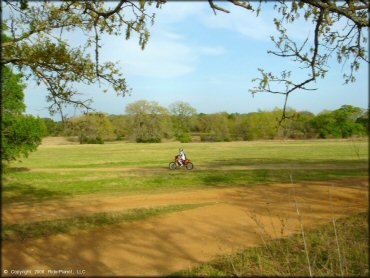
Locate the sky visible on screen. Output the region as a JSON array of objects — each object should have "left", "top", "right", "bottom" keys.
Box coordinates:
[{"left": 15, "top": 1, "right": 369, "bottom": 120}]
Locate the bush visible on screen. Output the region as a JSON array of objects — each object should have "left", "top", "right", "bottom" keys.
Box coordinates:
[
  {"left": 136, "top": 137, "right": 161, "bottom": 143},
  {"left": 176, "top": 133, "right": 192, "bottom": 143},
  {"left": 79, "top": 136, "right": 104, "bottom": 144},
  {"left": 200, "top": 132, "right": 229, "bottom": 142}
]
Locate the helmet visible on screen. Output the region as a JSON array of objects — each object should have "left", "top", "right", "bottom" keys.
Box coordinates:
[{"left": 179, "top": 148, "right": 183, "bottom": 152}]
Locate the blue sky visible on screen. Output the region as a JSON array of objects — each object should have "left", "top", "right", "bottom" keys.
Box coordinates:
[{"left": 20, "top": 2, "right": 368, "bottom": 120}]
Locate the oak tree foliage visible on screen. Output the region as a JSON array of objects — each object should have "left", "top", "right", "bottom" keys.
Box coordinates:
[
  {"left": 2, "top": 0, "right": 157, "bottom": 120},
  {"left": 125, "top": 100, "right": 171, "bottom": 143},
  {"left": 2, "top": 0, "right": 369, "bottom": 121},
  {"left": 65, "top": 112, "right": 115, "bottom": 144},
  {"left": 169, "top": 101, "right": 196, "bottom": 143},
  {"left": 1, "top": 66, "right": 46, "bottom": 164}
]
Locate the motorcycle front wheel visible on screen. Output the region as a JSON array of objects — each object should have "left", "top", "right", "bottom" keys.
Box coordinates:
[
  {"left": 186, "top": 162, "right": 193, "bottom": 170},
  {"left": 169, "top": 162, "right": 177, "bottom": 170}
]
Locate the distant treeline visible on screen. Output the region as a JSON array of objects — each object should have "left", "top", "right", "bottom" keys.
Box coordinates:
[{"left": 42, "top": 100, "right": 368, "bottom": 144}]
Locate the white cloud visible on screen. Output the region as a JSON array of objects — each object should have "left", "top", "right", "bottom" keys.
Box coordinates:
[
  {"left": 119, "top": 39, "right": 196, "bottom": 78},
  {"left": 151, "top": 2, "right": 209, "bottom": 24},
  {"left": 200, "top": 46, "right": 226, "bottom": 56},
  {"left": 62, "top": 2, "right": 228, "bottom": 79},
  {"left": 202, "top": 4, "right": 274, "bottom": 41},
  {"left": 201, "top": 2, "right": 312, "bottom": 42},
  {"left": 115, "top": 39, "right": 227, "bottom": 78},
  {"left": 159, "top": 31, "right": 185, "bottom": 41},
  {"left": 101, "top": 32, "right": 227, "bottom": 79},
  {"left": 98, "top": 6, "right": 227, "bottom": 80}
]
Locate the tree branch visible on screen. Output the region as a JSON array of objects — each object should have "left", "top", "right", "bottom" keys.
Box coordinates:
[
  {"left": 302, "top": 0, "right": 369, "bottom": 28},
  {"left": 228, "top": 0, "right": 253, "bottom": 11},
  {"left": 84, "top": 0, "right": 126, "bottom": 19},
  {"left": 208, "top": 0, "right": 230, "bottom": 15}
]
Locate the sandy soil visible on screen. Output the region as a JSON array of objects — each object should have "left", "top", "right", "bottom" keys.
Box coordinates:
[{"left": 2, "top": 177, "right": 368, "bottom": 276}]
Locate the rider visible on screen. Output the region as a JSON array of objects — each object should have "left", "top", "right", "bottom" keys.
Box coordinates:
[{"left": 178, "top": 148, "right": 187, "bottom": 167}]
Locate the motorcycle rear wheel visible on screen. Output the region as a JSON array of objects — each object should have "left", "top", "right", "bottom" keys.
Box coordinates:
[{"left": 186, "top": 162, "right": 193, "bottom": 170}]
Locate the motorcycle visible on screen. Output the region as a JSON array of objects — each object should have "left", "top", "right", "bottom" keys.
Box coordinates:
[{"left": 169, "top": 155, "right": 194, "bottom": 170}]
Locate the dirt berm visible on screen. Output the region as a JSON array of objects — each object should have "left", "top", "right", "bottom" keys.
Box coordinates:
[{"left": 2, "top": 177, "right": 368, "bottom": 276}]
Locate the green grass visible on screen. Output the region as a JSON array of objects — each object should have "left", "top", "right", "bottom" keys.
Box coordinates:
[
  {"left": 2, "top": 203, "right": 213, "bottom": 242},
  {"left": 7, "top": 140, "right": 369, "bottom": 169},
  {"left": 3, "top": 168, "right": 367, "bottom": 203},
  {"left": 173, "top": 212, "right": 369, "bottom": 277},
  {"left": 3, "top": 140, "right": 368, "bottom": 203}
]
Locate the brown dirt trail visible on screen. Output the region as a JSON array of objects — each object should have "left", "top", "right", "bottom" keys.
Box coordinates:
[{"left": 2, "top": 177, "right": 368, "bottom": 276}]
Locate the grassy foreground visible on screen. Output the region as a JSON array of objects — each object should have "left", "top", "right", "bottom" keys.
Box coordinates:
[
  {"left": 174, "top": 212, "right": 369, "bottom": 277},
  {"left": 3, "top": 139, "right": 368, "bottom": 204}
]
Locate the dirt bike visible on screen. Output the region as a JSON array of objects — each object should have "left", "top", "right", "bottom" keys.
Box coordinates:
[{"left": 169, "top": 155, "right": 194, "bottom": 170}]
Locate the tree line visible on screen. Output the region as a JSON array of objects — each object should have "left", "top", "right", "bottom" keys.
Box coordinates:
[
  {"left": 43, "top": 100, "right": 368, "bottom": 144},
  {"left": 2, "top": 64, "right": 367, "bottom": 166}
]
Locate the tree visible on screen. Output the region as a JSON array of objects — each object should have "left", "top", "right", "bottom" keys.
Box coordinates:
[
  {"left": 242, "top": 111, "right": 278, "bottom": 140},
  {"left": 289, "top": 111, "right": 316, "bottom": 139},
  {"left": 209, "top": 0, "right": 369, "bottom": 120},
  {"left": 310, "top": 106, "right": 365, "bottom": 138},
  {"left": 311, "top": 110, "right": 340, "bottom": 138},
  {"left": 2, "top": 66, "right": 46, "bottom": 164},
  {"left": 2, "top": 0, "right": 157, "bottom": 119},
  {"left": 108, "top": 114, "right": 130, "bottom": 140},
  {"left": 125, "top": 100, "right": 171, "bottom": 143},
  {"left": 66, "top": 112, "right": 115, "bottom": 144},
  {"left": 196, "top": 113, "right": 231, "bottom": 142},
  {"left": 41, "top": 118, "right": 64, "bottom": 136},
  {"left": 231, "top": 113, "right": 250, "bottom": 141},
  {"left": 332, "top": 105, "right": 365, "bottom": 138},
  {"left": 355, "top": 109, "right": 369, "bottom": 135},
  {"left": 169, "top": 101, "right": 196, "bottom": 143},
  {"left": 3, "top": 1, "right": 368, "bottom": 120}
]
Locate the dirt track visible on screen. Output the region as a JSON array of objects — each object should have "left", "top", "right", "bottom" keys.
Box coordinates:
[{"left": 2, "top": 177, "right": 368, "bottom": 276}]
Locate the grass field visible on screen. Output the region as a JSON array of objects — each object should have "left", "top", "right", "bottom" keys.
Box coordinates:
[
  {"left": 2, "top": 138, "right": 368, "bottom": 276},
  {"left": 3, "top": 139, "right": 368, "bottom": 203}
]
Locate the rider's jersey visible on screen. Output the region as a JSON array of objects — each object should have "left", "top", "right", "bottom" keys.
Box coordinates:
[{"left": 180, "top": 151, "right": 186, "bottom": 160}]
